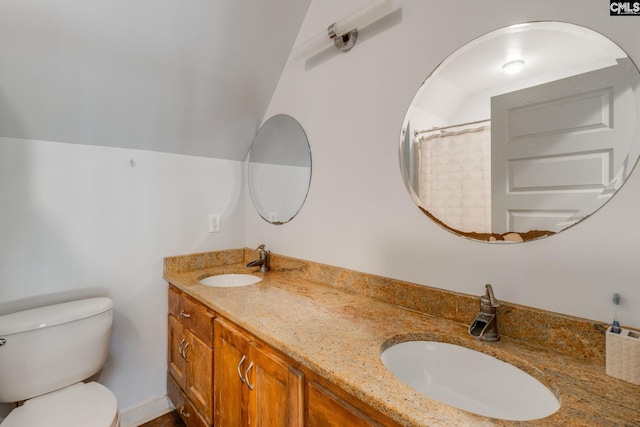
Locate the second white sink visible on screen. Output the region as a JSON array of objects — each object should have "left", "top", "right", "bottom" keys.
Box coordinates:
[
  {"left": 381, "top": 341, "right": 560, "bottom": 421},
  {"left": 199, "top": 274, "right": 261, "bottom": 287}
]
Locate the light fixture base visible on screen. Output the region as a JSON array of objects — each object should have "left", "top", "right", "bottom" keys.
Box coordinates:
[
  {"left": 328, "top": 23, "right": 358, "bottom": 52},
  {"left": 335, "top": 29, "right": 358, "bottom": 51}
]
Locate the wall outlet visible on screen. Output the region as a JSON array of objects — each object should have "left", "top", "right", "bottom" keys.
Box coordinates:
[{"left": 209, "top": 214, "right": 221, "bottom": 233}]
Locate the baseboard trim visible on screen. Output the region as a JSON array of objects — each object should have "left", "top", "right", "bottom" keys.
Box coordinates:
[{"left": 120, "top": 394, "right": 174, "bottom": 427}]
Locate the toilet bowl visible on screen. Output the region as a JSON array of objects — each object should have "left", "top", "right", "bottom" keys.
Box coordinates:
[
  {"left": 0, "top": 298, "right": 120, "bottom": 427},
  {"left": 1, "top": 382, "right": 119, "bottom": 427}
]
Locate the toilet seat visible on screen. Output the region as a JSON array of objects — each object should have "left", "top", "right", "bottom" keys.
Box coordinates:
[{"left": 1, "top": 382, "right": 119, "bottom": 427}]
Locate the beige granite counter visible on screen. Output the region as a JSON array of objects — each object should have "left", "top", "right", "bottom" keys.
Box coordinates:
[{"left": 164, "top": 249, "right": 640, "bottom": 426}]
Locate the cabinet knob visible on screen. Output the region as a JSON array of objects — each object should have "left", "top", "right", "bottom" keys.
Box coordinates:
[
  {"left": 179, "top": 407, "right": 191, "bottom": 418},
  {"left": 180, "top": 310, "right": 191, "bottom": 318},
  {"left": 178, "top": 339, "right": 186, "bottom": 358},
  {"left": 245, "top": 361, "right": 254, "bottom": 391},
  {"left": 237, "top": 355, "right": 246, "bottom": 383},
  {"left": 182, "top": 343, "right": 190, "bottom": 362}
]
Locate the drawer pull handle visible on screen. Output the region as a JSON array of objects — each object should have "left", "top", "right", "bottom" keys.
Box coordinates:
[
  {"left": 179, "top": 407, "right": 191, "bottom": 418},
  {"left": 237, "top": 355, "right": 246, "bottom": 383},
  {"left": 182, "top": 343, "right": 189, "bottom": 362},
  {"left": 245, "top": 361, "right": 254, "bottom": 391},
  {"left": 180, "top": 310, "right": 191, "bottom": 318}
]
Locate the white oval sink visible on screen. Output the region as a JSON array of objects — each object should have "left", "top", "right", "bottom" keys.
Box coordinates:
[
  {"left": 381, "top": 341, "right": 559, "bottom": 421},
  {"left": 199, "top": 274, "right": 261, "bottom": 287}
]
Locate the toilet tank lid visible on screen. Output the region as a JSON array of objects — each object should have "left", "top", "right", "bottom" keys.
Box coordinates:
[{"left": 0, "top": 297, "right": 113, "bottom": 336}]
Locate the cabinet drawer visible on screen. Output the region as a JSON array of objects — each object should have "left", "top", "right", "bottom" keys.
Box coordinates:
[
  {"left": 169, "top": 287, "right": 215, "bottom": 346},
  {"left": 168, "top": 374, "right": 208, "bottom": 427}
]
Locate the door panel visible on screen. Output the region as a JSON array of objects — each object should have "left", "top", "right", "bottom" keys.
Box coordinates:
[
  {"left": 168, "top": 315, "right": 187, "bottom": 390},
  {"left": 308, "top": 381, "right": 384, "bottom": 427},
  {"left": 214, "top": 319, "right": 248, "bottom": 427},
  {"left": 247, "top": 342, "right": 303, "bottom": 427},
  {"left": 491, "top": 58, "right": 638, "bottom": 233},
  {"left": 186, "top": 331, "right": 214, "bottom": 424}
]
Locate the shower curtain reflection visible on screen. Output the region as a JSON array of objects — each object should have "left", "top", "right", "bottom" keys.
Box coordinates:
[{"left": 417, "top": 122, "right": 491, "bottom": 233}]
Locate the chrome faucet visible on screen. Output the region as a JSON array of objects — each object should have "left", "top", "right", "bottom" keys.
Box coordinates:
[
  {"left": 469, "top": 284, "right": 500, "bottom": 342},
  {"left": 246, "top": 244, "right": 270, "bottom": 272}
]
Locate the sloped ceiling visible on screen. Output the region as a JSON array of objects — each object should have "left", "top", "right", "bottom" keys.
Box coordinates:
[{"left": 0, "top": 0, "right": 310, "bottom": 160}]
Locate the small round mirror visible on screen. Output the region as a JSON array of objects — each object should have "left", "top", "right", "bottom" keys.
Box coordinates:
[{"left": 248, "top": 115, "right": 311, "bottom": 224}]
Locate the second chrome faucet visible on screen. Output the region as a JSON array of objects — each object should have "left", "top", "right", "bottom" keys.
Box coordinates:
[{"left": 469, "top": 284, "right": 501, "bottom": 342}]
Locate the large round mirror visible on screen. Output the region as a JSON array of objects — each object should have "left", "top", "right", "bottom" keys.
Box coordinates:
[
  {"left": 248, "top": 114, "right": 311, "bottom": 224},
  {"left": 400, "top": 21, "right": 640, "bottom": 242}
]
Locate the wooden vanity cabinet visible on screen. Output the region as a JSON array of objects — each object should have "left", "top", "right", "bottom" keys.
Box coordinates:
[
  {"left": 167, "top": 287, "right": 215, "bottom": 426},
  {"left": 167, "top": 286, "right": 400, "bottom": 427},
  {"left": 213, "top": 318, "right": 304, "bottom": 427}
]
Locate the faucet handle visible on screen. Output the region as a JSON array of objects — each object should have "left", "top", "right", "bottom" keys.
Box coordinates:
[
  {"left": 483, "top": 284, "right": 500, "bottom": 308},
  {"left": 255, "top": 244, "right": 266, "bottom": 252}
]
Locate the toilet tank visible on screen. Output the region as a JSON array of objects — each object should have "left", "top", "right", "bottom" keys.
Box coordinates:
[{"left": 0, "top": 297, "right": 114, "bottom": 403}]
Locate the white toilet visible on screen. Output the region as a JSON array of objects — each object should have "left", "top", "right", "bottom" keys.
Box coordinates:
[{"left": 0, "top": 297, "right": 120, "bottom": 427}]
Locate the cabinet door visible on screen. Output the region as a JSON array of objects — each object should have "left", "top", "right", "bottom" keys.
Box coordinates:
[
  {"left": 168, "top": 314, "right": 187, "bottom": 390},
  {"left": 308, "top": 381, "right": 385, "bottom": 427},
  {"left": 185, "top": 330, "right": 214, "bottom": 425},
  {"left": 214, "top": 319, "right": 249, "bottom": 427},
  {"left": 247, "top": 342, "right": 304, "bottom": 427}
]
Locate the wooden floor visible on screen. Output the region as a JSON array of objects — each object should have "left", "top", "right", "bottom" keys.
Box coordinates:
[{"left": 139, "top": 411, "right": 186, "bottom": 427}]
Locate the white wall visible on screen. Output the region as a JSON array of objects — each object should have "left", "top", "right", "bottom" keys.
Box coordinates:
[
  {"left": 247, "top": 0, "right": 640, "bottom": 328},
  {"left": 0, "top": 137, "right": 245, "bottom": 420},
  {"left": 0, "top": 0, "right": 310, "bottom": 160}
]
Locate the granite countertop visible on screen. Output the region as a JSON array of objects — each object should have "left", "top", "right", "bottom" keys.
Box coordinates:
[{"left": 164, "top": 260, "right": 640, "bottom": 426}]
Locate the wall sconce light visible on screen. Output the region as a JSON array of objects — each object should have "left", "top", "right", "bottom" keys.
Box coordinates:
[{"left": 292, "top": 0, "right": 393, "bottom": 59}]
